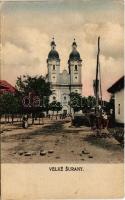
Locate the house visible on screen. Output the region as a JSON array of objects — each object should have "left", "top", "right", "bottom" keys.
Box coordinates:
[
  {"left": 107, "top": 76, "right": 124, "bottom": 124},
  {"left": 0, "top": 80, "right": 17, "bottom": 94}
]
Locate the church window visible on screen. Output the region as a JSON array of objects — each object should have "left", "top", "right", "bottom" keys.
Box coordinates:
[
  {"left": 118, "top": 104, "right": 120, "bottom": 114},
  {"left": 75, "top": 65, "right": 78, "bottom": 71},
  {"left": 53, "top": 96, "right": 56, "bottom": 100},
  {"left": 64, "top": 96, "right": 66, "bottom": 100},
  {"left": 53, "top": 65, "right": 55, "bottom": 70},
  {"left": 75, "top": 76, "right": 77, "bottom": 79},
  {"left": 52, "top": 76, "right": 56, "bottom": 82}
]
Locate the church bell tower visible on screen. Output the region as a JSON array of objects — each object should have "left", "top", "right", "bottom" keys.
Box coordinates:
[
  {"left": 68, "top": 39, "right": 82, "bottom": 93},
  {"left": 47, "top": 38, "right": 60, "bottom": 84}
]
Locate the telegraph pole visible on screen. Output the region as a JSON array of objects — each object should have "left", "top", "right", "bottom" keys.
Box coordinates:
[
  {"left": 94, "top": 36, "right": 102, "bottom": 135},
  {"left": 95, "top": 36, "right": 100, "bottom": 115},
  {"left": 69, "top": 64, "right": 72, "bottom": 115}
]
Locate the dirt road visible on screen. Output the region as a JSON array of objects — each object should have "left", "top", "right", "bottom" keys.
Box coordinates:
[{"left": 1, "top": 119, "right": 124, "bottom": 163}]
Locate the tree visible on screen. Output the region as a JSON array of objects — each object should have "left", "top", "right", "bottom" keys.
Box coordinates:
[
  {"left": 69, "top": 92, "right": 82, "bottom": 113},
  {"left": 56, "top": 102, "right": 63, "bottom": 114},
  {"left": 69, "top": 93, "right": 96, "bottom": 113},
  {"left": 43, "top": 96, "right": 50, "bottom": 115},
  {"left": 15, "top": 75, "right": 52, "bottom": 124},
  {"left": 49, "top": 101, "right": 62, "bottom": 116},
  {"left": 16, "top": 75, "right": 52, "bottom": 97},
  {"left": 81, "top": 97, "right": 88, "bottom": 112},
  {"left": 86, "top": 96, "right": 96, "bottom": 111},
  {"left": 0, "top": 93, "right": 20, "bottom": 123}
]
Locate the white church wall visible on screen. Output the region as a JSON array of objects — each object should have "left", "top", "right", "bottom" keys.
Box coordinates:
[
  {"left": 47, "top": 39, "right": 83, "bottom": 114},
  {"left": 47, "top": 60, "right": 60, "bottom": 83}
]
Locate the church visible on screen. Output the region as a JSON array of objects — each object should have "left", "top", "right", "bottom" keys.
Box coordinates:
[{"left": 46, "top": 38, "right": 82, "bottom": 114}]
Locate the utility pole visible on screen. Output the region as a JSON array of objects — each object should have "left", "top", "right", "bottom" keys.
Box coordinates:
[
  {"left": 69, "top": 64, "right": 72, "bottom": 115},
  {"left": 95, "top": 36, "right": 100, "bottom": 115},
  {"left": 94, "top": 36, "right": 102, "bottom": 135}
]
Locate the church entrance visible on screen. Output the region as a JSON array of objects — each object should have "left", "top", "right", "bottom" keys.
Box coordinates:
[
  {"left": 62, "top": 105, "right": 69, "bottom": 115},
  {"left": 63, "top": 110, "right": 67, "bottom": 115}
]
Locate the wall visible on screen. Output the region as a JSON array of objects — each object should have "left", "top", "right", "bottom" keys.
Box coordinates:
[
  {"left": 47, "top": 60, "right": 60, "bottom": 83},
  {"left": 115, "top": 88, "right": 124, "bottom": 123}
]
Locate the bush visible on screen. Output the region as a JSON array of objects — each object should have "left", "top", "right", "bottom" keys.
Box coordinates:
[{"left": 72, "top": 114, "right": 90, "bottom": 127}]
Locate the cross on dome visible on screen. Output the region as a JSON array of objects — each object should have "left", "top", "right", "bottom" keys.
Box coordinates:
[
  {"left": 72, "top": 38, "right": 77, "bottom": 49},
  {"left": 51, "top": 37, "right": 56, "bottom": 49}
]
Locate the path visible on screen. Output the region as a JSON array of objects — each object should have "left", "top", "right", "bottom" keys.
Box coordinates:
[{"left": 1, "top": 119, "right": 124, "bottom": 163}]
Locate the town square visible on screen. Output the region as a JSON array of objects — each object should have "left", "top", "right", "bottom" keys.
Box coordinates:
[{"left": 1, "top": 0, "right": 124, "bottom": 164}]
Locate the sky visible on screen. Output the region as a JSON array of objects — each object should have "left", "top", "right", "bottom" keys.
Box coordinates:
[{"left": 1, "top": 0, "right": 124, "bottom": 100}]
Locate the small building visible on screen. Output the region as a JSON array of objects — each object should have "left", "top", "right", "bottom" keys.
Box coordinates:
[
  {"left": 107, "top": 76, "right": 124, "bottom": 124},
  {"left": 0, "top": 80, "right": 16, "bottom": 95}
]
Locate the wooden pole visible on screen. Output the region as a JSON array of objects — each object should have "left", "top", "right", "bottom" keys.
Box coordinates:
[
  {"left": 95, "top": 36, "right": 100, "bottom": 114},
  {"left": 69, "top": 64, "right": 72, "bottom": 115},
  {"left": 95, "top": 36, "right": 101, "bottom": 134}
]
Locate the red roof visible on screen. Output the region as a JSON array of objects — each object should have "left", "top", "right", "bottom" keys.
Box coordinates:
[{"left": 0, "top": 80, "right": 16, "bottom": 94}]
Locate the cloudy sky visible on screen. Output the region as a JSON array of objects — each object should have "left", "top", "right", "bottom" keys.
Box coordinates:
[{"left": 1, "top": 0, "right": 124, "bottom": 100}]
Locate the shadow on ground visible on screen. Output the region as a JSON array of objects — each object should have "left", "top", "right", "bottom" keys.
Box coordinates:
[{"left": 84, "top": 134, "right": 123, "bottom": 151}]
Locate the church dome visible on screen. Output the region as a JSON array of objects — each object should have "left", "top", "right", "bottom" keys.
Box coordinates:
[
  {"left": 47, "top": 38, "right": 60, "bottom": 61},
  {"left": 69, "top": 50, "right": 81, "bottom": 61},
  {"left": 48, "top": 49, "right": 60, "bottom": 60},
  {"left": 69, "top": 39, "right": 81, "bottom": 61}
]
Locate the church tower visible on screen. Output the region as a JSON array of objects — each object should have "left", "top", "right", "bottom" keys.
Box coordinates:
[
  {"left": 46, "top": 38, "right": 82, "bottom": 114},
  {"left": 47, "top": 38, "right": 60, "bottom": 84},
  {"left": 68, "top": 39, "right": 82, "bottom": 93}
]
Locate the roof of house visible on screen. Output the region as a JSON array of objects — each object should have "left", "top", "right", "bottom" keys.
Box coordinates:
[
  {"left": 107, "top": 76, "right": 124, "bottom": 93},
  {"left": 0, "top": 80, "right": 16, "bottom": 93}
]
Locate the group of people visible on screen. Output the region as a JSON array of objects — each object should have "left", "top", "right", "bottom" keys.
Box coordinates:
[
  {"left": 90, "top": 110, "right": 109, "bottom": 130},
  {"left": 22, "top": 109, "right": 110, "bottom": 130},
  {"left": 22, "top": 113, "right": 70, "bottom": 128}
]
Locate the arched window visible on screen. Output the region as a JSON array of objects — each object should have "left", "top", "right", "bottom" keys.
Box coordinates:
[
  {"left": 52, "top": 76, "right": 56, "bottom": 82},
  {"left": 53, "top": 96, "right": 56, "bottom": 100},
  {"left": 53, "top": 65, "right": 55, "bottom": 70},
  {"left": 75, "top": 65, "right": 78, "bottom": 71},
  {"left": 118, "top": 104, "right": 120, "bottom": 114},
  {"left": 64, "top": 96, "right": 66, "bottom": 100}
]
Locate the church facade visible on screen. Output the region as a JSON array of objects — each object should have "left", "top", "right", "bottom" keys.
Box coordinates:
[{"left": 46, "top": 38, "right": 82, "bottom": 114}]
